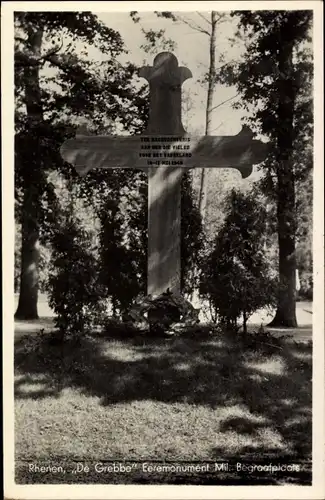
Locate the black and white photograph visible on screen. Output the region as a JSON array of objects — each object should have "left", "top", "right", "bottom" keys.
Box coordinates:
[{"left": 2, "top": 1, "right": 324, "bottom": 498}]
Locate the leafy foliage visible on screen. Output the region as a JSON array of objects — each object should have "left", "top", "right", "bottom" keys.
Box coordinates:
[
  {"left": 47, "top": 210, "right": 105, "bottom": 337},
  {"left": 218, "top": 10, "right": 313, "bottom": 187},
  {"left": 200, "top": 190, "right": 278, "bottom": 331},
  {"left": 97, "top": 170, "right": 148, "bottom": 316}
]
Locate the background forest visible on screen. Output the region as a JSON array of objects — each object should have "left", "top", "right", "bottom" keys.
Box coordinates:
[{"left": 14, "top": 10, "right": 313, "bottom": 331}]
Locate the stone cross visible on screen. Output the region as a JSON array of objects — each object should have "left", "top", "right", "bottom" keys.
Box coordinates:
[{"left": 60, "top": 52, "right": 267, "bottom": 298}]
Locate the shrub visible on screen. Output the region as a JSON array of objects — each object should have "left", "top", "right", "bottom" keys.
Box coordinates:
[
  {"left": 98, "top": 193, "right": 147, "bottom": 317},
  {"left": 46, "top": 216, "right": 106, "bottom": 338},
  {"left": 200, "top": 189, "right": 278, "bottom": 332}
]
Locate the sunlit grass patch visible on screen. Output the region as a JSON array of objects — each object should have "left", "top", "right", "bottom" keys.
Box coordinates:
[
  {"left": 218, "top": 404, "right": 270, "bottom": 424},
  {"left": 243, "top": 356, "right": 286, "bottom": 376},
  {"left": 290, "top": 349, "right": 313, "bottom": 361},
  {"left": 102, "top": 342, "right": 147, "bottom": 362},
  {"left": 256, "top": 427, "right": 286, "bottom": 450}
]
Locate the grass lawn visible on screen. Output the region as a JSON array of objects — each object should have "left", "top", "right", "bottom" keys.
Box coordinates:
[{"left": 14, "top": 325, "right": 312, "bottom": 485}]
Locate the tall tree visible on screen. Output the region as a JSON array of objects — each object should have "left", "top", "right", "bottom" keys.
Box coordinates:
[
  {"left": 14, "top": 12, "right": 147, "bottom": 319},
  {"left": 198, "top": 11, "right": 218, "bottom": 225},
  {"left": 15, "top": 20, "right": 44, "bottom": 319},
  {"left": 219, "top": 11, "right": 313, "bottom": 326}
]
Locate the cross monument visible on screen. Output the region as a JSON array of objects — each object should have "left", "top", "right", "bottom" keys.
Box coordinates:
[{"left": 61, "top": 52, "right": 267, "bottom": 301}]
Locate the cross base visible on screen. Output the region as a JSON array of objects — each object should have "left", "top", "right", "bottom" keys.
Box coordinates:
[{"left": 122, "top": 290, "right": 200, "bottom": 336}]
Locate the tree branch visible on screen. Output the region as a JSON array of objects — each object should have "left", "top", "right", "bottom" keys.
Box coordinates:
[
  {"left": 196, "top": 12, "right": 212, "bottom": 25},
  {"left": 214, "top": 13, "right": 227, "bottom": 24},
  {"left": 215, "top": 60, "right": 237, "bottom": 72},
  {"left": 41, "top": 38, "right": 64, "bottom": 62},
  {"left": 15, "top": 38, "right": 64, "bottom": 68},
  {"left": 210, "top": 93, "right": 239, "bottom": 113},
  {"left": 175, "top": 14, "right": 210, "bottom": 36},
  {"left": 210, "top": 121, "right": 224, "bottom": 133}
]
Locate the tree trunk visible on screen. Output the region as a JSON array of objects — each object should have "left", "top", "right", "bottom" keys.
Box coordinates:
[
  {"left": 243, "top": 310, "right": 247, "bottom": 334},
  {"left": 15, "top": 27, "right": 44, "bottom": 320},
  {"left": 15, "top": 187, "right": 40, "bottom": 319},
  {"left": 269, "top": 174, "right": 297, "bottom": 326},
  {"left": 269, "top": 39, "right": 297, "bottom": 328},
  {"left": 198, "top": 11, "right": 217, "bottom": 225}
]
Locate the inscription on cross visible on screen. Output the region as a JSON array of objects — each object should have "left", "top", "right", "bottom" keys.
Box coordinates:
[{"left": 61, "top": 52, "right": 268, "bottom": 298}]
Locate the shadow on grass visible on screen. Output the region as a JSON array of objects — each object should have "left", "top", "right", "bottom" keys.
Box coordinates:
[{"left": 15, "top": 324, "right": 312, "bottom": 474}]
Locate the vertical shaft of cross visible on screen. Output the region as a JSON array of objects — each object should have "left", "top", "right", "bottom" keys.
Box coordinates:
[
  {"left": 140, "top": 53, "right": 192, "bottom": 297},
  {"left": 147, "top": 166, "right": 183, "bottom": 296}
]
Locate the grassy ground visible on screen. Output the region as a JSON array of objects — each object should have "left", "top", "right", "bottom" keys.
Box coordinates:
[{"left": 14, "top": 321, "right": 312, "bottom": 485}]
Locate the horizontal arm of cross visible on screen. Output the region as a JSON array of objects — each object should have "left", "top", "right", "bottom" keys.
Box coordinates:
[{"left": 60, "top": 126, "right": 269, "bottom": 178}]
